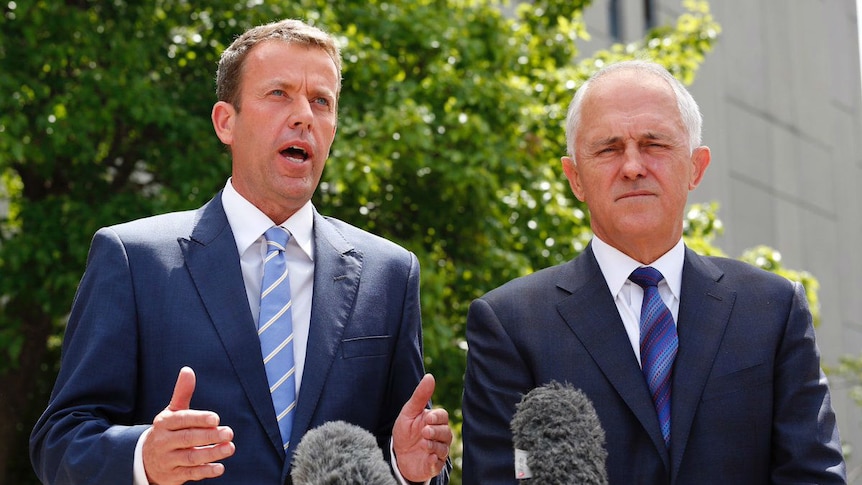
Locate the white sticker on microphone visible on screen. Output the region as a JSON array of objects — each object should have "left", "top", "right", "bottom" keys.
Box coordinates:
[{"left": 514, "top": 449, "right": 533, "bottom": 479}]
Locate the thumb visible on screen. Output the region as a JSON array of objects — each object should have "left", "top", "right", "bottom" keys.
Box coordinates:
[
  {"left": 401, "top": 374, "right": 435, "bottom": 419},
  {"left": 168, "top": 366, "right": 196, "bottom": 411}
]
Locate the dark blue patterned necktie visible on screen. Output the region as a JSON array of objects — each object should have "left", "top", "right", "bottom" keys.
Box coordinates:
[{"left": 630, "top": 266, "right": 678, "bottom": 447}]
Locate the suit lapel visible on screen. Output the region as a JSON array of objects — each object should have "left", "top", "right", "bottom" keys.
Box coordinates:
[
  {"left": 669, "top": 249, "right": 736, "bottom": 481},
  {"left": 287, "top": 211, "right": 362, "bottom": 459},
  {"left": 556, "top": 247, "right": 671, "bottom": 466},
  {"left": 179, "top": 193, "right": 284, "bottom": 456}
]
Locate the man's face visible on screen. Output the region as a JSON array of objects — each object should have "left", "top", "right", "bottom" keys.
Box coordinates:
[
  {"left": 212, "top": 40, "right": 339, "bottom": 223},
  {"left": 562, "top": 70, "right": 710, "bottom": 262}
]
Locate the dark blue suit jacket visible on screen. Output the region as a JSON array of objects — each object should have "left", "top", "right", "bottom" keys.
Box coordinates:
[
  {"left": 31, "top": 193, "right": 447, "bottom": 484},
  {"left": 461, "top": 244, "right": 845, "bottom": 484}
]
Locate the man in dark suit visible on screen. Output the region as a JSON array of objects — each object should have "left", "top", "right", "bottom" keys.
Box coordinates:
[
  {"left": 30, "top": 19, "right": 451, "bottom": 485},
  {"left": 461, "top": 60, "right": 845, "bottom": 484}
]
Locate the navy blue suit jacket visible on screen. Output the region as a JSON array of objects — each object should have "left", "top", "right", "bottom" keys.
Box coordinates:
[
  {"left": 31, "top": 193, "right": 446, "bottom": 484},
  {"left": 461, "top": 244, "right": 845, "bottom": 484}
]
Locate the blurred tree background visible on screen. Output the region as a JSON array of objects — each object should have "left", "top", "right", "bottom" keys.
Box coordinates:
[{"left": 0, "top": 0, "right": 824, "bottom": 482}]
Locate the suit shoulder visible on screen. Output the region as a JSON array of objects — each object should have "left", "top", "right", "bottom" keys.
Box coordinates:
[
  {"left": 81, "top": 208, "right": 206, "bottom": 271},
  {"left": 320, "top": 215, "right": 411, "bottom": 257},
  {"left": 481, "top": 262, "right": 571, "bottom": 303},
  {"left": 698, "top": 254, "right": 796, "bottom": 291},
  {"left": 103, "top": 209, "right": 199, "bottom": 242}
]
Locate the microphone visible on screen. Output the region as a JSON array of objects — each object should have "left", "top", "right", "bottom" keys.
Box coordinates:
[
  {"left": 510, "top": 380, "right": 608, "bottom": 484},
  {"left": 290, "top": 420, "right": 398, "bottom": 485}
]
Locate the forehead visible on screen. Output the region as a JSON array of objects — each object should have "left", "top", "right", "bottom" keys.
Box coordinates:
[
  {"left": 241, "top": 40, "right": 339, "bottom": 88},
  {"left": 578, "top": 70, "right": 684, "bottom": 141}
]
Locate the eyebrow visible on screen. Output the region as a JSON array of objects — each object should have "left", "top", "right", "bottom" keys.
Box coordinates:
[
  {"left": 588, "top": 131, "right": 672, "bottom": 148},
  {"left": 263, "top": 78, "right": 293, "bottom": 90},
  {"left": 643, "top": 131, "right": 671, "bottom": 141},
  {"left": 262, "top": 79, "right": 336, "bottom": 99},
  {"left": 587, "top": 136, "right": 621, "bottom": 149}
]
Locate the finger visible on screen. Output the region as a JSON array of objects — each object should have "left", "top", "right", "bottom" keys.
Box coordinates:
[
  {"left": 156, "top": 409, "right": 222, "bottom": 432},
  {"left": 173, "top": 425, "right": 234, "bottom": 449},
  {"left": 425, "top": 439, "right": 451, "bottom": 459},
  {"left": 422, "top": 423, "right": 452, "bottom": 442},
  {"left": 169, "top": 366, "right": 196, "bottom": 412},
  {"left": 401, "top": 374, "right": 436, "bottom": 418},
  {"left": 423, "top": 408, "right": 449, "bottom": 425},
  {"left": 175, "top": 462, "right": 228, "bottom": 483},
  {"left": 178, "top": 440, "right": 236, "bottom": 466},
  {"left": 426, "top": 452, "right": 446, "bottom": 476}
]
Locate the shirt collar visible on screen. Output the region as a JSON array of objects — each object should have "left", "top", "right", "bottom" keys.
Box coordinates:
[
  {"left": 221, "top": 178, "right": 315, "bottom": 261},
  {"left": 591, "top": 235, "right": 684, "bottom": 300}
]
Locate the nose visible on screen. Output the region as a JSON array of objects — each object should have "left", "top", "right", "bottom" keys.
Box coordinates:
[
  {"left": 620, "top": 144, "right": 647, "bottom": 179},
  {"left": 288, "top": 98, "right": 314, "bottom": 130}
]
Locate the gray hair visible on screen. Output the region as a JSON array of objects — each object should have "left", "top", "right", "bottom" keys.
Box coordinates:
[{"left": 564, "top": 60, "right": 702, "bottom": 160}]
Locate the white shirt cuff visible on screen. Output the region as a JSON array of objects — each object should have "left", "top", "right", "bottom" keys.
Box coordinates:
[{"left": 133, "top": 427, "right": 152, "bottom": 485}]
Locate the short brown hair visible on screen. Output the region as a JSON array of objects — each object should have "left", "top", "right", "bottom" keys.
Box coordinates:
[{"left": 215, "top": 19, "right": 342, "bottom": 110}]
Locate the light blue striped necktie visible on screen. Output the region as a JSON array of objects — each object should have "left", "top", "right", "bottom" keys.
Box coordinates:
[
  {"left": 259, "top": 226, "right": 297, "bottom": 451},
  {"left": 630, "top": 266, "right": 678, "bottom": 448}
]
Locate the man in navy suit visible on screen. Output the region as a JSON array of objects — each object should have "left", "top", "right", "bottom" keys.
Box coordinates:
[
  {"left": 461, "top": 60, "right": 845, "bottom": 484},
  {"left": 31, "top": 19, "right": 452, "bottom": 485}
]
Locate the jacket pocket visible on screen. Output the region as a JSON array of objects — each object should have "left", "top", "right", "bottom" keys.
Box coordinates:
[
  {"left": 701, "top": 362, "right": 771, "bottom": 401},
  {"left": 341, "top": 335, "right": 391, "bottom": 359}
]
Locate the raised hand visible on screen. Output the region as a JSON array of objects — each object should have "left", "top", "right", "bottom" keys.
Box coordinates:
[
  {"left": 142, "top": 367, "right": 236, "bottom": 485},
  {"left": 392, "top": 374, "right": 452, "bottom": 482}
]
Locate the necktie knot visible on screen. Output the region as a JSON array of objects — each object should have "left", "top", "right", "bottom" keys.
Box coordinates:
[
  {"left": 629, "top": 266, "right": 664, "bottom": 289},
  {"left": 264, "top": 226, "right": 291, "bottom": 253}
]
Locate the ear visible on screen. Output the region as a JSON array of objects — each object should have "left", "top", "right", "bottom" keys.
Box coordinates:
[
  {"left": 688, "top": 146, "right": 711, "bottom": 190},
  {"left": 211, "top": 101, "right": 236, "bottom": 146},
  {"left": 561, "top": 156, "right": 586, "bottom": 202}
]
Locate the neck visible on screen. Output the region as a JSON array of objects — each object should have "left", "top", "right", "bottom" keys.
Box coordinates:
[{"left": 598, "top": 234, "right": 678, "bottom": 266}]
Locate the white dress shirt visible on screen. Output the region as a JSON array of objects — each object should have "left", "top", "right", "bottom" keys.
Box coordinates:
[{"left": 590, "top": 236, "right": 684, "bottom": 367}]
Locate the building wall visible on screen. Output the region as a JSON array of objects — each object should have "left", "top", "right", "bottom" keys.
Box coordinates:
[{"left": 580, "top": 0, "right": 862, "bottom": 480}]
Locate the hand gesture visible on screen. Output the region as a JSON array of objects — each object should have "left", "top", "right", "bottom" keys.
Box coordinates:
[
  {"left": 392, "top": 374, "right": 452, "bottom": 482},
  {"left": 142, "top": 367, "right": 236, "bottom": 485}
]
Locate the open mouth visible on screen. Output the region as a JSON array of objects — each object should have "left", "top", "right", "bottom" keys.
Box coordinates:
[{"left": 281, "top": 146, "right": 309, "bottom": 162}]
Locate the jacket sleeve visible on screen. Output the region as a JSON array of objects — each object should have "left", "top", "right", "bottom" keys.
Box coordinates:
[
  {"left": 30, "top": 227, "right": 146, "bottom": 485},
  {"left": 769, "top": 281, "right": 845, "bottom": 482},
  {"left": 461, "top": 297, "right": 530, "bottom": 485}
]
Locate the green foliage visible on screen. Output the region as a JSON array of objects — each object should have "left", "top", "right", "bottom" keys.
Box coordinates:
[
  {"left": 683, "top": 201, "right": 727, "bottom": 259},
  {"left": 834, "top": 357, "right": 862, "bottom": 409}
]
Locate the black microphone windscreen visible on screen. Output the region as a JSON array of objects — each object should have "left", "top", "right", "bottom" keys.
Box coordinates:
[
  {"left": 510, "top": 380, "right": 608, "bottom": 484},
  {"left": 290, "top": 420, "right": 397, "bottom": 485}
]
